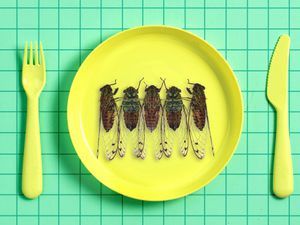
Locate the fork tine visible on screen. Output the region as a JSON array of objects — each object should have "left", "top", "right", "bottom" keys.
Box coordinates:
[
  {"left": 35, "top": 42, "right": 39, "bottom": 65},
  {"left": 23, "top": 42, "right": 28, "bottom": 65},
  {"left": 40, "top": 42, "right": 45, "bottom": 67},
  {"left": 29, "top": 42, "right": 33, "bottom": 65}
]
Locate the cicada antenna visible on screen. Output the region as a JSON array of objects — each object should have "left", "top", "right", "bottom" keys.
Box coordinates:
[
  {"left": 143, "top": 80, "right": 148, "bottom": 89},
  {"left": 187, "top": 79, "right": 196, "bottom": 85},
  {"left": 137, "top": 77, "right": 144, "bottom": 91},
  {"left": 109, "top": 79, "right": 117, "bottom": 86},
  {"left": 160, "top": 77, "right": 168, "bottom": 90},
  {"left": 159, "top": 78, "right": 166, "bottom": 90}
]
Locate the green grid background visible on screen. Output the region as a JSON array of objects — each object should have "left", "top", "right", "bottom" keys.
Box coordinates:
[{"left": 0, "top": 0, "right": 300, "bottom": 224}]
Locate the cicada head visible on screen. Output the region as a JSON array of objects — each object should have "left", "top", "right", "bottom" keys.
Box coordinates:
[
  {"left": 167, "top": 86, "right": 181, "bottom": 98},
  {"left": 123, "top": 86, "right": 138, "bottom": 98},
  {"left": 100, "top": 84, "right": 113, "bottom": 94},
  {"left": 100, "top": 84, "right": 118, "bottom": 96},
  {"left": 100, "top": 80, "right": 118, "bottom": 95},
  {"left": 192, "top": 83, "right": 205, "bottom": 94},
  {"left": 145, "top": 85, "right": 160, "bottom": 94}
]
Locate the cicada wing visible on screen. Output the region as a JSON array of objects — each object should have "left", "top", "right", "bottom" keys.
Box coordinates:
[
  {"left": 134, "top": 104, "right": 146, "bottom": 159},
  {"left": 119, "top": 105, "right": 141, "bottom": 157},
  {"left": 204, "top": 107, "right": 214, "bottom": 156},
  {"left": 96, "top": 112, "right": 102, "bottom": 159},
  {"left": 157, "top": 104, "right": 175, "bottom": 159},
  {"left": 98, "top": 105, "right": 120, "bottom": 160},
  {"left": 117, "top": 106, "right": 126, "bottom": 157},
  {"left": 179, "top": 105, "right": 189, "bottom": 156},
  {"left": 187, "top": 104, "right": 212, "bottom": 159},
  {"left": 142, "top": 104, "right": 164, "bottom": 160},
  {"left": 161, "top": 104, "right": 189, "bottom": 158}
]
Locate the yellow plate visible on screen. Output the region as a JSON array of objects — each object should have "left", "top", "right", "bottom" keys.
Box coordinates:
[{"left": 67, "top": 26, "right": 243, "bottom": 201}]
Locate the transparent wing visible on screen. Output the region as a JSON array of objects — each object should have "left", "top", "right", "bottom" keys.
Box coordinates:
[
  {"left": 118, "top": 105, "right": 142, "bottom": 157},
  {"left": 97, "top": 104, "right": 120, "bottom": 160},
  {"left": 179, "top": 105, "right": 189, "bottom": 156},
  {"left": 117, "top": 106, "right": 126, "bottom": 157},
  {"left": 134, "top": 104, "right": 146, "bottom": 159},
  {"left": 156, "top": 104, "right": 172, "bottom": 160},
  {"left": 96, "top": 112, "right": 102, "bottom": 158},
  {"left": 141, "top": 104, "right": 164, "bottom": 160},
  {"left": 204, "top": 107, "right": 214, "bottom": 156},
  {"left": 188, "top": 105, "right": 214, "bottom": 159},
  {"left": 160, "top": 104, "right": 189, "bottom": 158}
]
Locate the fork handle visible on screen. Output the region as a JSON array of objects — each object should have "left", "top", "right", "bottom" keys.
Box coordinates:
[
  {"left": 22, "top": 97, "right": 43, "bottom": 199},
  {"left": 273, "top": 108, "right": 293, "bottom": 198}
]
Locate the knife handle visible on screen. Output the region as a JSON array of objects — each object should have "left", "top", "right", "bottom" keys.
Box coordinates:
[{"left": 273, "top": 108, "right": 293, "bottom": 198}]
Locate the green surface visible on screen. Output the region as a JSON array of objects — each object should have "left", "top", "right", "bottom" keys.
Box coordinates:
[{"left": 0, "top": 0, "right": 299, "bottom": 224}]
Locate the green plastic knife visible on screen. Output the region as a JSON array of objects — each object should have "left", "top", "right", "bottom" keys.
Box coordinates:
[{"left": 267, "top": 34, "right": 293, "bottom": 198}]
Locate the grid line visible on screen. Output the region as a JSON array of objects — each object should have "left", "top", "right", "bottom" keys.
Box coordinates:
[
  {"left": 288, "top": 1, "right": 291, "bottom": 225},
  {"left": 267, "top": 0, "right": 270, "bottom": 224},
  {"left": 1, "top": 6, "right": 300, "bottom": 9},
  {"left": 121, "top": 1, "right": 124, "bottom": 225},
  {"left": 2, "top": 27, "right": 300, "bottom": 30},
  {"left": 203, "top": 1, "right": 206, "bottom": 224},
  {"left": 224, "top": 1, "right": 228, "bottom": 225},
  {"left": 57, "top": 1, "right": 60, "bottom": 224},
  {"left": 163, "top": 1, "right": 165, "bottom": 224},
  {"left": 15, "top": 0, "right": 19, "bottom": 225},
  {"left": 246, "top": 1, "right": 249, "bottom": 224},
  {"left": 79, "top": 1, "right": 82, "bottom": 225},
  {"left": 37, "top": 0, "right": 40, "bottom": 223},
  {"left": 99, "top": 0, "right": 103, "bottom": 224}
]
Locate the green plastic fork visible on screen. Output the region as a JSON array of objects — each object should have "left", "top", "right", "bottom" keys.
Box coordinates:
[{"left": 22, "top": 42, "right": 46, "bottom": 199}]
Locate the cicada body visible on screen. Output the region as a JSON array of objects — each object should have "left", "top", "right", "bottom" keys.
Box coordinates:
[
  {"left": 100, "top": 85, "right": 118, "bottom": 132},
  {"left": 144, "top": 85, "right": 162, "bottom": 132},
  {"left": 118, "top": 78, "right": 144, "bottom": 156},
  {"left": 135, "top": 81, "right": 164, "bottom": 159},
  {"left": 97, "top": 80, "right": 121, "bottom": 160},
  {"left": 189, "top": 84, "right": 206, "bottom": 131},
  {"left": 122, "top": 86, "right": 141, "bottom": 131},
  {"left": 186, "top": 80, "right": 214, "bottom": 159},
  {"left": 165, "top": 86, "right": 184, "bottom": 131},
  {"left": 158, "top": 80, "right": 189, "bottom": 159}
]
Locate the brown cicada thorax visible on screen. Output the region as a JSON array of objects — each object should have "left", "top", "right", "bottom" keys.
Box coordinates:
[
  {"left": 100, "top": 81, "right": 119, "bottom": 132},
  {"left": 134, "top": 80, "right": 164, "bottom": 159},
  {"left": 186, "top": 79, "right": 214, "bottom": 159},
  {"left": 143, "top": 81, "right": 164, "bottom": 132},
  {"left": 97, "top": 80, "right": 119, "bottom": 159},
  {"left": 187, "top": 81, "right": 206, "bottom": 131}
]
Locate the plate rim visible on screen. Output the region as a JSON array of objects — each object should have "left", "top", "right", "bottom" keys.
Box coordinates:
[{"left": 67, "top": 25, "right": 244, "bottom": 201}]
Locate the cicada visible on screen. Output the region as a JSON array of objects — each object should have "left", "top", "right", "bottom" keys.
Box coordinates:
[
  {"left": 135, "top": 80, "right": 164, "bottom": 159},
  {"left": 97, "top": 80, "right": 123, "bottom": 160},
  {"left": 186, "top": 80, "right": 214, "bottom": 159},
  {"left": 118, "top": 78, "right": 144, "bottom": 155},
  {"left": 159, "top": 79, "right": 189, "bottom": 159}
]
